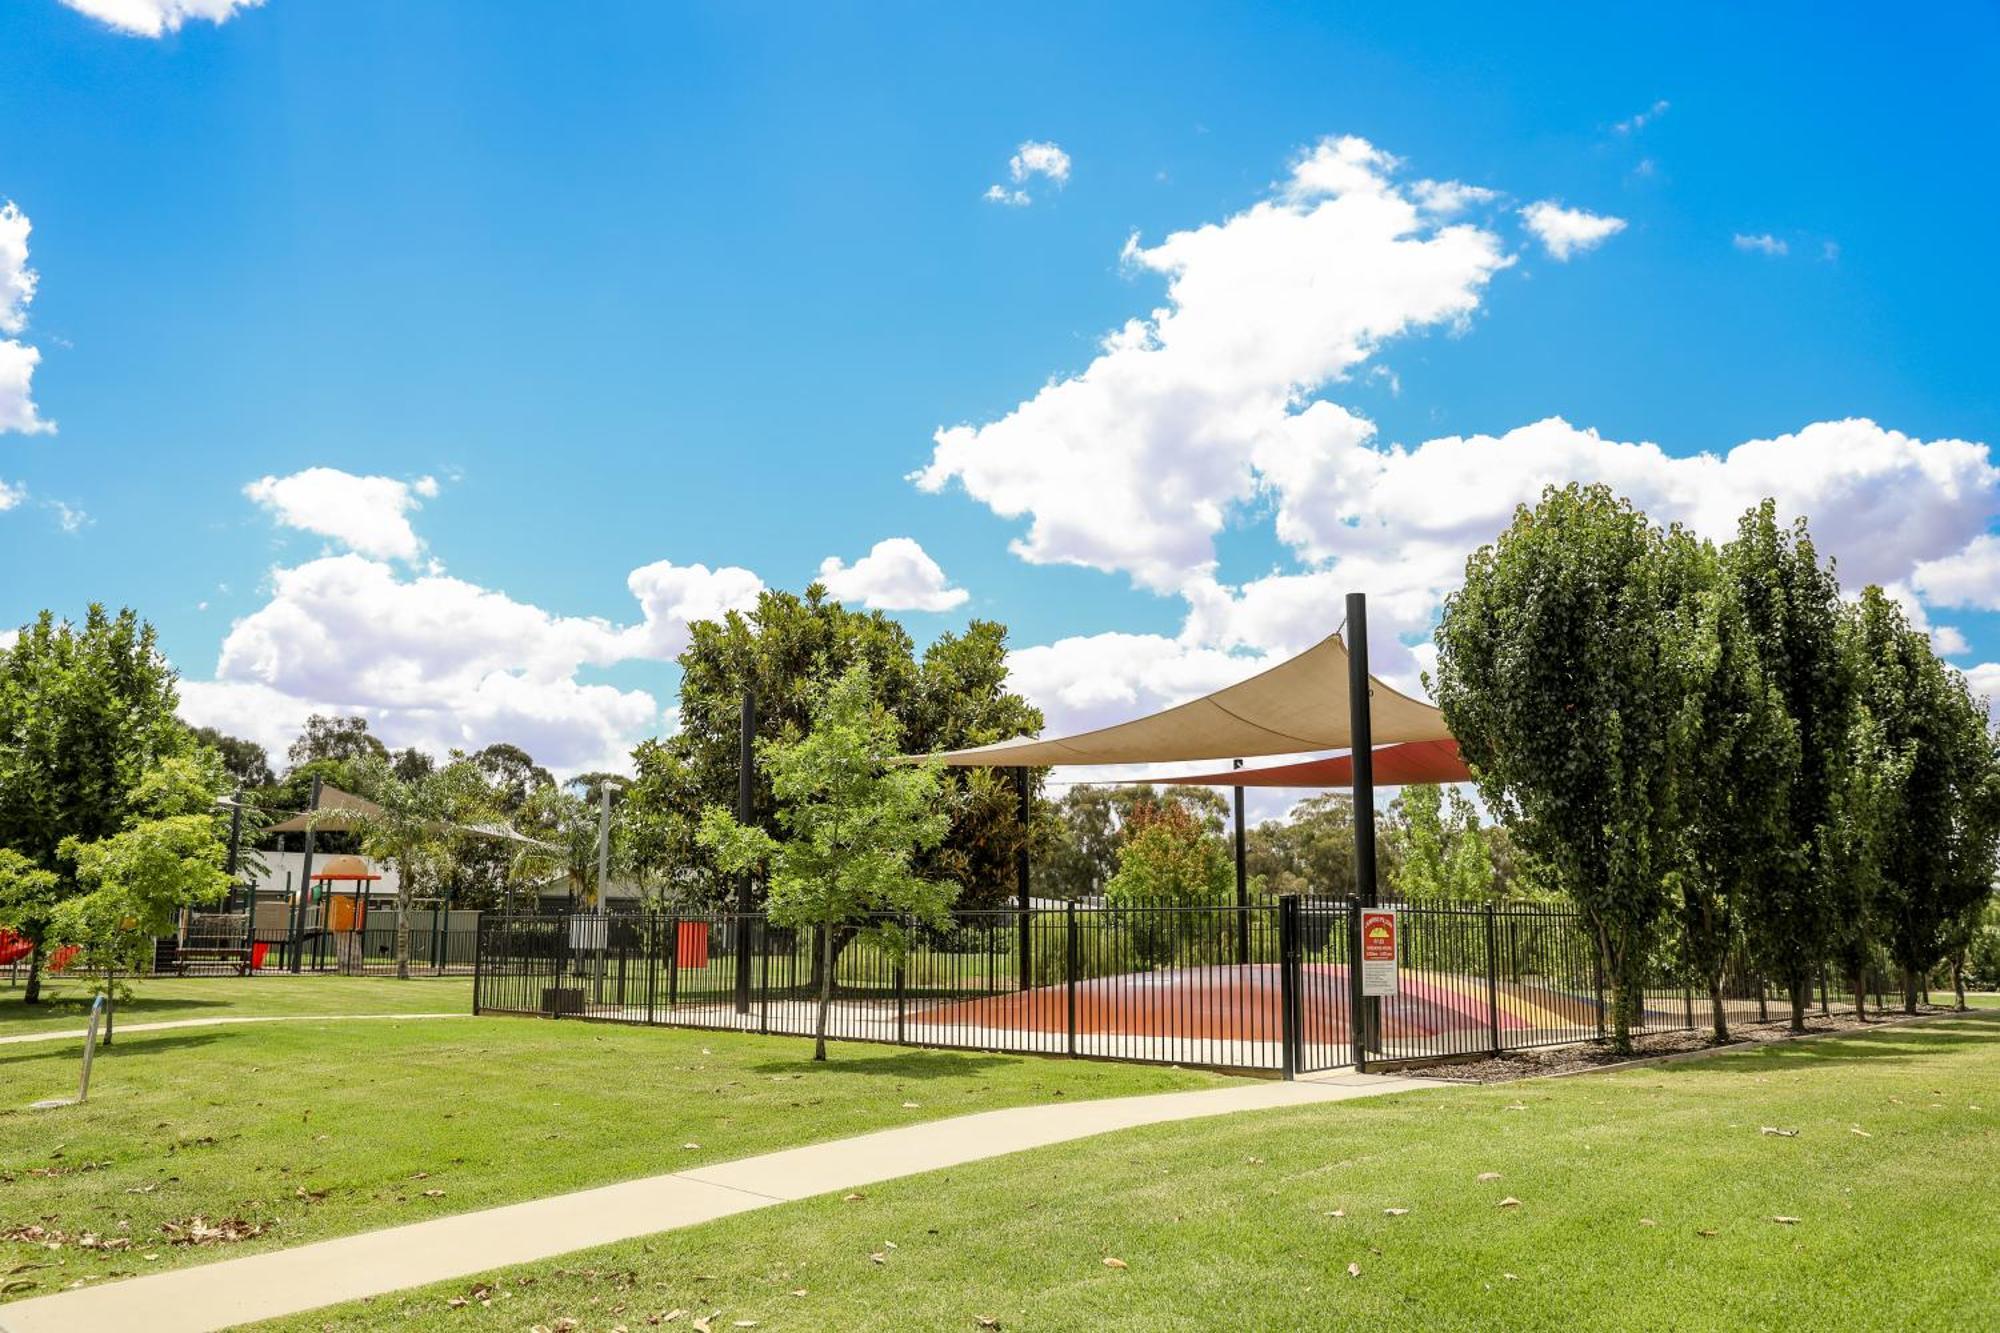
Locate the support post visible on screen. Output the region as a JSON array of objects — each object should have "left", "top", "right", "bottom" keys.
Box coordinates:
[
  {"left": 1016, "top": 767, "right": 1032, "bottom": 995},
  {"left": 734, "top": 690, "right": 756, "bottom": 1014},
  {"left": 1278, "top": 894, "right": 1301, "bottom": 1081},
  {"left": 1346, "top": 898, "right": 1368, "bottom": 1073},
  {"left": 1065, "top": 901, "right": 1080, "bottom": 1058},
  {"left": 1345, "top": 592, "right": 1380, "bottom": 1056},
  {"left": 1233, "top": 761, "right": 1249, "bottom": 964},
  {"left": 289, "top": 776, "right": 322, "bottom": 974},
  {"left": 596, "top": 784, "right": 611, "bottom": 907},
  {"left": 1485, "top": 902, "right": 1502, "bottom": 1057},
  {"left": 471, "top": 915, "right": 484, "bottom": 1014}
]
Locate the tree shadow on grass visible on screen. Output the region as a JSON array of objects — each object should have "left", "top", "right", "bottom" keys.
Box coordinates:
[
  {"left": 0, "top": 1031, "right": 225, "bottom": 1074},
  {"left": 749, "top": 1050, "right": 1027, "bottom": 1079},
  {"left": 1666, "top": 1014, "right": 2000, "bottom": 1074},
  {"left": 0, "top": 994, "right": 235, "bottom": 1028}
]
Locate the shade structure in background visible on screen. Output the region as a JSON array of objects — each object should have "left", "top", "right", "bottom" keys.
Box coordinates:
[
  {"left": 1154, "top": 739, "right": 1471, "bottom": 790},
  {"left": 916, "top": 631, "right": 1452, "bottom": 768}
]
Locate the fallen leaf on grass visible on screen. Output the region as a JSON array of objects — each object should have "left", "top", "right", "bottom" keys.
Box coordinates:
[
  {"left": 1497, "top": 1197, "right": 1522, "bottom": 1209},
  {"left": 159, "top": 1216, "right": 267, "bottom": 1246},
  {"left": 1849, "top": 1127, "right": 1872, "bottom": 1137},
  {"left": 653, "top": 1310, "right": 687, "bottom": 1324},
  {"left": 790, "top": 1289, "right": 807, "bottom": 1297},
  {"left": 124, "top": 1184, "right": 157, "bottom": 1194},
  {"left": 975, "top": 1318, "right": 1001, "bottom": 1330},
  {"left": 901, "top": 1102, "right": 921, "bottom": 1109},
  {"left": 1639, "top": 1218, "right": 1657, "bottom": 1227},
  {"left": 1346, "top": 1263, "right": 1362, "bottom": 1279},
  {"left": 1759, "top": 1127, "right": 1799, "bottom": 1138},
  {"left": 732, "top": 1322, "right": 759, "bottom": 1329},
  {"left": 1, "top": 1279, "right": 38, "bottom": 1295},
  {"left": 842, "top": 1193, "right": 867, "bottom": 1203},
  {"left": 1324, "top": 1209, "right": 1346, "bottom": 1219},
  {"left": 1696, "top": 1228, "right": 1718, "bottom": 1238},
  {"left": 1771, "top": 1216, "right": 1801, "bottom": 1225},
  {"left": 1383, "top": 1208, "right": 1409, "bottom": 1217},
  {"left": 682, "top": 1143, "right": 701, "bottom": 1151},
  {"left": 1102, "top": 1257, "right": 1128, "bottom": 1270},
  {"left": 1476, "top": 1172, "right": 1502, "bottom": 1182},
  {"left": 1503, "top": 1272, "right": 1519, "bottom": 1281},
  {"left": 422, "top": 1189, "right": 446, "bottom": 1199},
  {"left": 869, "top": 1253, "right": 887, "bottom": 1265},
  {"left": 447, "top": 1297, "right": 468, "bottom": 1309}
]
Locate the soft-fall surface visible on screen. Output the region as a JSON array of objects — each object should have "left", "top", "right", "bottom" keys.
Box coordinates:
[
  {"left": 0, "top": 975, "right": 475, "bottom": 1037},
  {"left": 261, "top": 1013, "right": 2000, "bottom": 1332},
  {"left": 0, "top": 1011, "right": 1225, "bottom": 1300}
]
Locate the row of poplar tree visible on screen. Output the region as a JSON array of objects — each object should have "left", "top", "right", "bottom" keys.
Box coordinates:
[{"left": 1435, "top": 487, "right": 2000, "bottom": 1050}]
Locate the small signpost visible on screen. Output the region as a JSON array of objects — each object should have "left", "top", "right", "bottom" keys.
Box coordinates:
[
  {"left": 1359, "top": 907, "right": 1399, "bottom": 997},
  {"left": 30, "top": 994, "right": 106, "bottom": 1110}
]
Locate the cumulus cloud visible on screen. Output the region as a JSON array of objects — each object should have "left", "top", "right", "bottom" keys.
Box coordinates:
[
  {"left": 984, "top": 139, "right": 1071, "bottom": 206},
  {"left": 244, "top": 468, "right": 438, "bottom": 562},
  {"left": 1734, "top": 232, "right": 1788, "bottom": 257},
  {"left": 1520, "top": 201, "right": 1627, "bottom": 260},
  {"left": 0, "top": 202, "right": 53, "bottom": 436},
  {"left": 924, "top": 135, "right": 1512, "bottom": 592},
  {"left": 817, "top": 538, "right": 969, "bottom": 612},
  {"left": 0, "top": 479, "right": 22, "bottom": 511},
  {"left": 615, "top": 559, "right": 765, "bottom": 659},
  {"left": 58, "top": 0, "right": 263, "bottom": 37},
  {"left": 1912, "top": 534, "right": 2000, "bottom": 610}
]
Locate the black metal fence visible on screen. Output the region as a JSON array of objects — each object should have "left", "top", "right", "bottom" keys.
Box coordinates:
[
  {"left": 473, "top": 897, "right": 1895, "bottom": 1076},
  {"left": 151, "top": 913, "right": 480, "bottom": 977}
]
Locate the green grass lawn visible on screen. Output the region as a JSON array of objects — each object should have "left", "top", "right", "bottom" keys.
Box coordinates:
[
  {"left": 0, "top": 974, "right": 474, "bottom": 1037},
  {"left": 270, "top": 1012, "right": 2000, "bottom": 1332},
  {"left": 0, "top": 1012, "right": 1226, "bottom": 1303}
]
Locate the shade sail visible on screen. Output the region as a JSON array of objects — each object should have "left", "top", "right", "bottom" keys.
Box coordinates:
[
  {"left": 922, "top": 631, "right": 1453, "bottom": 768},
  {"left": 1153, "top": 739, "right": 1471, "bottom": 789}
]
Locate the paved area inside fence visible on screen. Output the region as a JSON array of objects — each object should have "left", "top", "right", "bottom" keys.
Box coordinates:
[
  {"left": 0, "top": 1011, "right": 470, "bottom": 1047},
  {"left": 0, "top": 1070, "right": 1444, "bottom": 1333}
]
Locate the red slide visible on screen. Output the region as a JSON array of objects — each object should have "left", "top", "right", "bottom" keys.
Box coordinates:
[{"left": 0, "top": 928, "right": 33, "bottom": 966}]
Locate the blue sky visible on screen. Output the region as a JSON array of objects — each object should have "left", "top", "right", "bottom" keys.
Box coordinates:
[{"left": 3, "top": 1, "right": 1999, "bottom": 778}]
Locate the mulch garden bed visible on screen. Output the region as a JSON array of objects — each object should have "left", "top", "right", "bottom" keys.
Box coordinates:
[{"left": 1415, "top": 1004, "right": 1970, "bottom": 1084}]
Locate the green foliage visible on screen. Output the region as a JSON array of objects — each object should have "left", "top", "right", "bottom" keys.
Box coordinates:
[
  {"left": 186, "top": 724, "right": 277, "bottom": 790},
  {"left": 287, "top": 714, "right": 390, "bottom": 769},
  {"left": 1434, "top": 484, "right": 1688, "bottom": 1051},
  {"left": 1041, "top": 784, "right": 1228, "bottom": 900},
  {"left": 1389, "top": 785, "right": 1497, "bottom": 902},
  {"left": 1245, "top": 792, "right": 1397, "bottom": 900},
  {"left": 659, "top": 585, "right": 1041, "bottom": 909},
  {"left": 335, "top": 756, "right": 501, "bottom": 979},
  {"left": 0, "top": 606, "right": 189, "bottom": 1001},
  {"left": 697, "top": 665, "right": 953, "bottom": 1059},
  {"left": 1103, "top": 801, "right": 1233, "bottom": 966}
]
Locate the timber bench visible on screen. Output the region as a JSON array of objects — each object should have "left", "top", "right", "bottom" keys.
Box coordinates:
[{"left": 172, "top": 946, "right": 252, "bottom": 977}]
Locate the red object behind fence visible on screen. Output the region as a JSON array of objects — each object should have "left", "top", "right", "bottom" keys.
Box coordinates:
[
  {"left": 0, "top": 928, "right": 31, "bottom": 966},
  {"left": 677, "top": 920, "right": 710, "bottom": 969},
  {"left": 251, "top": 941, "right": 270, "bottom": 970}
]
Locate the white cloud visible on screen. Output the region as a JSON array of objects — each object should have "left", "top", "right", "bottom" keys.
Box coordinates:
[
  {"left": 0, "top": 479, "right": 23, "bottom": 511},
  {"left": 924, "top": 134, "right": 1512, "bottom": 592},
  {"left": 817, "top": 538, "right": 969, "bottom": 612},
  {"left": 614, "top": 559, "right": 765, "bottom": 659},
  {"left": 1411, "top": 180, "right": 1499, "bottom": 216},
  {"left": 1913, "top": 534, "right": 2000, "bottom": 610},
  {"left": 984, "top": 139, "right": 1071, "bottom": 206},
  {"left": 0, "top": 627, "right": 16, "bottom": 652},
  {"left": 1520, "top": 201, "right": 1627, "bottom": 260},
  {"left": 0, "top": 203, "right": 53, "bottom": 436},
  {"left": 244, "top": 468, "right": 439, "bottom": 562},
  {"left": 58, "top": 0, "right": 263, "bottom": 38},
  {"left": 45, "top": 499, "right": 88, "bottom": 533},
  {"left": 1932, "top": 625, "right": 1970, "bottom": 657},
  {"left": 1734, "top": 232, "right": 1788, "bottom": 257},
  {"left": 1963, "top": 662, "right": 2000, "bottom": 722},
  {"left": 1613, "top": 100, "right": 1671, "bottom": 134}
]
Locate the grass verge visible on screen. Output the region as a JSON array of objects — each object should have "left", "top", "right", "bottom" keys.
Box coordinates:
[
  {"left": 0, "top": 975, "right": 475, "bottom": 1037},
  {"left": 270, "top": 1012, "right": 2000, "bottom": 1331},
  {"left": 0, "top": 1013, "right": 1226, "bottom": 1302}
]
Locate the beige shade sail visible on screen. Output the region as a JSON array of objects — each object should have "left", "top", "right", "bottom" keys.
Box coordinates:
[
  {"left": 920, "top": 631, "right": 1453, "bottom": 768},
  {"left": 265, "top": 785, "right": 557, "bottom": 849}
]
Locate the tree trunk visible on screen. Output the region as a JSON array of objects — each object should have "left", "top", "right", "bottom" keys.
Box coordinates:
[
  {"left": 1708, "top": 978, "right": 1729, "bottom": 1044},
  {"left": 1851, "top": 968, "right": 1868, "bottom": 1021},
  {"left": 23, "top": 940, "right": 41, "bottom": 1005},
  {"left": 1953, "top": 956, "right": 1967, "bottom": 1012},
  {"left": 813, "top": 917, "right": 835, "bottom": 1062},
  {"left": 1787, "top": 977, "right": 1807, "bottom": 1035},
  {"left": 1901, "top": 966, "right": 1918, "bottom": 1015},
  {"left": 395, "top": 860, "right": 412, "bottom": 981}
]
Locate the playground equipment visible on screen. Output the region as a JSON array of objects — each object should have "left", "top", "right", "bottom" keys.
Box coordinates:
[{"left": 28, "top": 994, "right": 107, "bottom": 1110}]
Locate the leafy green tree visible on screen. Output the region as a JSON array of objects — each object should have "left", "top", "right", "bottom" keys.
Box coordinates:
[
  {"left": 286, "top": 714, "right": 389, "bottom": 770},
  {"left": 1042, "top": 784, "right": 1228, "bottom": 900},
  {"left": 1103, "top": 800, "right": 1233, "bottom": 965},
  {"left": 698, "top": 665, "right": 952, "bottom": 1061},
  {"left": 332, "top": 755, "right": 500, "bottom": 979},
  {"left": 0, "top": 607, "right": 188, "bottom": 1003},
  {"left": 1245, "top": 792, "right": 1398, "bottom": 900},
  {"left": 1723, "top": 503, "right": 1854, "bottom": 1031},
  {"left": 471, "top": 743, "right": 554, "bottom": 813},
  {"left": 54, "top": 753, "right": 233, "bottom": 998},
  {"left": 1391, "top": 784, "right": 1497, "bottom": 902},
  {"left": 186, "top": 725, "right": 276, "bottom": 790},
  {"left": 1664, "top": 532, "right": 1797, "bottom": 1041},
  {"left": 1434, "top": 484, "right": 1685, "bottom": 1052},
  {"left": 655, "top": 585, "right": 1040, "bottom": 909}
]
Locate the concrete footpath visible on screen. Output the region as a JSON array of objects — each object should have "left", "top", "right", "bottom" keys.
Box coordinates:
[
  {"left": 1, "top": 1012, "right": 471, "bottom": 1047},
  {"left": 0, "top": 1070, "right": 1443, "bottom": 1333}
]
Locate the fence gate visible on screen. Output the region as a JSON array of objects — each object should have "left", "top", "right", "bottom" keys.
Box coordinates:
[{"left": 1291, "top": 897, "right": 1355, "bottom": 1074}]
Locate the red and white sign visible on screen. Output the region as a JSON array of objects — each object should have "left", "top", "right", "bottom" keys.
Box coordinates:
[{"left": 1360, "top": 908, "right": 1399, "bottom": 997}]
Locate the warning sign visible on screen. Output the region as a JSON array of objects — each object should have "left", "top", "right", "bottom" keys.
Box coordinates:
[{"left": 1360, "top": 908, "right": 1399, "bottom": 997}]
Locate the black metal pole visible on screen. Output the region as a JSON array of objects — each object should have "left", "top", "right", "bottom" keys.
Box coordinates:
[
  {"left": 224, "top": 789, "right": 244, "bottom": 880},
  {"left": 1016, "top": 767, "right": 1032, "bottom": 994},
  {"left": 1233, "top": 761, "right": 1249, "bottom": 964},
  {"left": 734, "top": 689, "right": 756, "bottom": 1014},
  {"left": 290, "top": 776, "right": 322, "bottom": 974},
  {"left": 1346, "top": 592, "right": 1379, "bottom": 1054}
]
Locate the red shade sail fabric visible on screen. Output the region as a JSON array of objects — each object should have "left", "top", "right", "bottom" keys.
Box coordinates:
[{"left": 1154, "top": 739, "right": 1470, "bottom": 789}]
